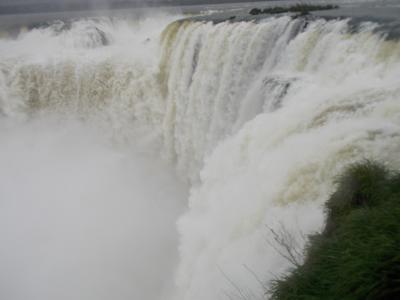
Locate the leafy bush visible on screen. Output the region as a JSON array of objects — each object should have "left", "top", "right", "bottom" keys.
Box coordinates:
[{"left": 269, "top": 161, "right": 400, "bottom": 300}]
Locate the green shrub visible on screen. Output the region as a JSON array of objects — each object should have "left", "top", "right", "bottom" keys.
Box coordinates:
[{"left": 269, "top": 161, "right": 400, "bottom": 300}]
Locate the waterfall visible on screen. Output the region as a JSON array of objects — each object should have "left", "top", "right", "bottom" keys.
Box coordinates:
[{"left": 1, "top": 12, "right": 400, "bottom": 300}]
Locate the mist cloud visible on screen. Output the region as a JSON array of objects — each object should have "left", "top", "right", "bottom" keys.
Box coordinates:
[{"left": 0, "top": 118, "right": 187, "bottom": 300}]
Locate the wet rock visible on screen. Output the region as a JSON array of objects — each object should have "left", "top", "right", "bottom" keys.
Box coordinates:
[{"left": 249, "top": 8, "right": 262, "bottom": 15}]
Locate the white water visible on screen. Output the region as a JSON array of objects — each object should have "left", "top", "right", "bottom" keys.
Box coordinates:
[{"left": 1, "top": 10, "right": 400, "bottom": 300}]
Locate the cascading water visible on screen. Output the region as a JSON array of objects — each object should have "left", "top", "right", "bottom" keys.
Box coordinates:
[
  {"left": 165, "top": 17, "right": 400, "bottom": 300},
  {"left": 0, "top": 10, "right": 400, "bottom": 300}
]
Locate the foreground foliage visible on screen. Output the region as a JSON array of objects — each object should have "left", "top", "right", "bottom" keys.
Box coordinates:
[{"left": 269, "top": 161, "right": 400, "bottom": 300}]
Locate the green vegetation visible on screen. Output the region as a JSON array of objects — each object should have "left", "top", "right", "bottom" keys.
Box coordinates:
[
  {"left": 269, "top": 161, "right": 400, "bottom": 300},
  {"left": 249, "top": 4, "right": 338, "bottom": 16}
]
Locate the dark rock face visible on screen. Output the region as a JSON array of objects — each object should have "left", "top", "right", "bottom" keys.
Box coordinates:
[
  {"left": 249, "top": 8, "right": 262, "bottom": 15},
  {"left": 249, "top": 4, "right": 339, "bottom": 16}
]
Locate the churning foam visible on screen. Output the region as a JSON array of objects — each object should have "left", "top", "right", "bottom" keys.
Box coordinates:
[{"left": 1, "top": 12, "right": 400, "bottom": 300}]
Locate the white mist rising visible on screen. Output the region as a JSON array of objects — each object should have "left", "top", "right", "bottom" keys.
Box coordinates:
[
  {"left": 0, "top": 117, "right": 187, "bottom": 300},
  {"left": 0, "top": 14, "right": 192, "bottom": 300}
]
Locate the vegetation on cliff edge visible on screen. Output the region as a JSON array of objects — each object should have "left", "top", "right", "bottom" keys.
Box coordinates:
[{"left": 269, "top": 161, "right": 400, "bottom": 300}]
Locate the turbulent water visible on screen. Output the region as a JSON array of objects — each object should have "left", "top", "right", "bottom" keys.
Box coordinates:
[{"left": 1, "top": 7, "right": 400, "bottom": 300}]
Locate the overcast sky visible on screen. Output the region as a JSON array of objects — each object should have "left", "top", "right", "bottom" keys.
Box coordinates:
[
  {"left": 1, "top": 0, "right": 141, "bottom": 3},
  {"left": 0, "top": 0, "right": 267, "bottom": 6},
  {"left": 0, "top": 0, "right": 255, "bottom": 3},
  {"left": 0, "top": 0, "right": 266, "bottom": 15}
]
